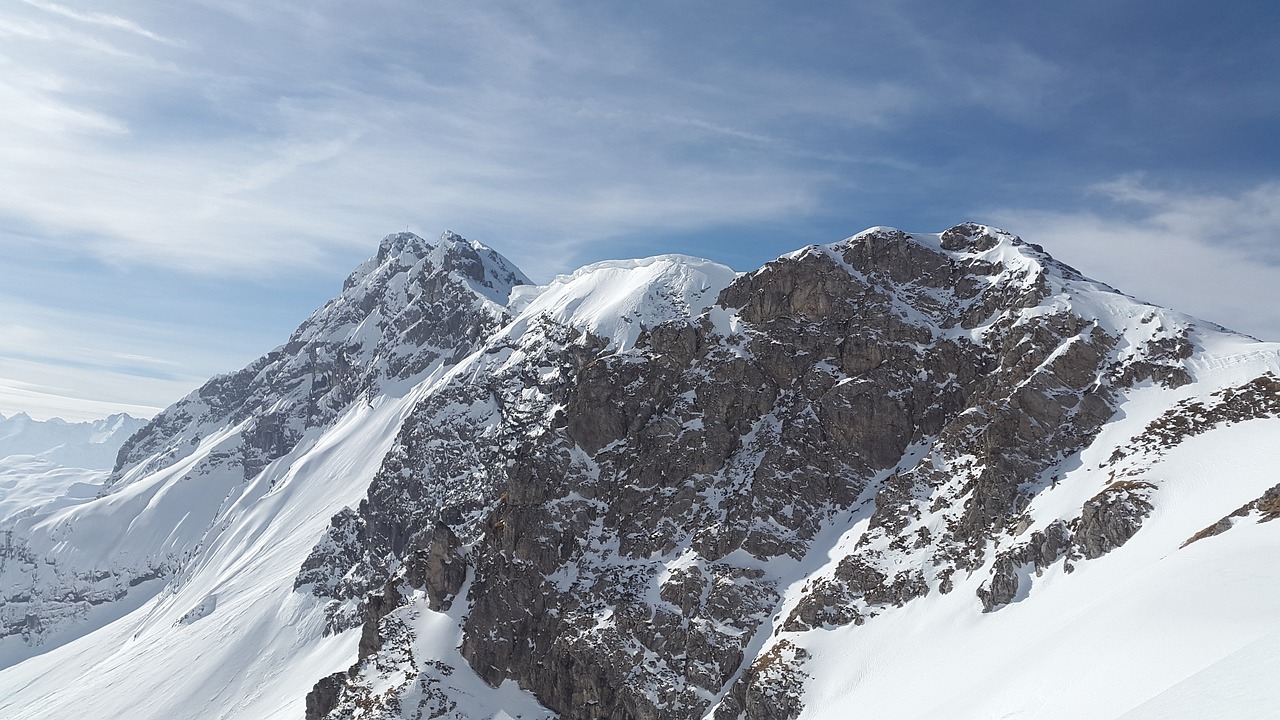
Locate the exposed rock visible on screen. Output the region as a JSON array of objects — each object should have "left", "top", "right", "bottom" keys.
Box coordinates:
[
  {"left": 305, "top": 672, "right": 346, "bottom": 720},
  {"left": 977, "top": 520, "right": 1072, "bottom": 611},
  {"left": 1107, "top": 373, "right": 1280, "bottom": 469},
  {"left": 359, "top": 582, "right": 404, "bottom": 660},
  {"left": 1073, "top": 481, "right": 1156, "bottom": 560},
  {"left": 715, "top": 640, "right": 810, "bottom": 720},
  {"left": 785, "top": 555, "right": 928, "bottom": 630},
  {"left": 403, "top": 522, "right": 468, "bottom": 611},
  {"left": 1183, "top": 482, "right": 1280, "bottom": 547}
]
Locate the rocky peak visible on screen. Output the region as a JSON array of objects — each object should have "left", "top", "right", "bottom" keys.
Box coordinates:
[
  {"left": 298, "top": 222, "right": 1244, "bottom": 720},
  {"left": 375, "top": 231, "right": 434, "bottom": 264},
  {"left": 1, "top": 227, "right": 539, "bottom": 660},
  {"left": 112, "top": 230, "right": 530, "bottom": 486},
  {"left": 425, "top": 231, "right": 532, "bottom": 305}
]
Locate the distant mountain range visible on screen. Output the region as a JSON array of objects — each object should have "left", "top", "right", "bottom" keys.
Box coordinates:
[
  {"left": 0, "top": 225, "right": 1277, "bottom": 720},
  {"left": 0, "top": 411, "right": 146, "bottom": 469}
]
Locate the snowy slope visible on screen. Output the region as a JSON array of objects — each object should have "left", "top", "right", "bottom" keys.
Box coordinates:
[
  {"left": 792, "top": 387, "right": 1280, "bottom": 720},
  {"left": 0, "top": 412, "right": 145, "bottom": 469},
  {"left": 507, "top": 254, "right": 738, "bottom": 351},
  {"left": 0, "top": 388, "right": 416, "bottom": 713},
  {"left": 0, "top": 231, "right": 533, "bottom": 676},
  {"left": 1, "top": 224, "right": 1278, "bottom": 720}
]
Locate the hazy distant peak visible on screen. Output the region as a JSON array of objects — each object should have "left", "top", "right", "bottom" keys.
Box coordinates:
[{"left": 0, "top": 411, "right": 146, "bottom": 469}]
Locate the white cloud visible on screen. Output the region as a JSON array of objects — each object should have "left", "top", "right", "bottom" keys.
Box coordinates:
[
  {"left": 989, "top": 179, "right": 1280, "bottom": 342},
  {"left": 0, "top": 375, "right": 164, "bottom": 422},
  {"left": 1089, "top": 175, "right": 1280, "bottom": 261},
  {"left": 0, "top": 292, "right": 254, "bottom": 420},
  {"left": 0, "top": 2, "right": 841, "bottom": 279},
  {"left": 18, "top": 0, "right": 175, "bottom": 44}
]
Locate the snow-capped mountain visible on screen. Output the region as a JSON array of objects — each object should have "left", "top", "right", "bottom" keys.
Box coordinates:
[
  {"left": 0, "top": 411, "right": 145, "bottom": 470},
  {"left": 0, "top": 231, "right": 526, "bottom": 665},
  {"left": 0, "top": 411, "right": 148, "bottom": 620},
  {"left": 1, "top": 225, "right": 1277, "bottom": 720}
]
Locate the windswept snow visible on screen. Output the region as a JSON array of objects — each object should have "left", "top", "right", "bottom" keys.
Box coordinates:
[
  {"left": 789, "top": 405, "right": 1280, "bottom": 720},
  {"left": 506, "top": 254, "right": 737, "bottom": 350},
  {"left": 2, "top": 226, "right": 1278, "bottom": 720},
  {"left": 0, "top": 388, "right": 425, "bottom": 719}
]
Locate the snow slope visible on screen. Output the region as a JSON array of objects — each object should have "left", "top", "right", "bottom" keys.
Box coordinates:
[
  {"left": 1, "top": 225, "right": 1278, "bottom": 720},
  {"left": 794, "top": 416, "right": 1280, "bottom": 720},
  {"left": 0, "top": 231, "right": 553, "bottom": 718},
  {"left": 0, "top": 389, "right": 414, "bottom": 716}
]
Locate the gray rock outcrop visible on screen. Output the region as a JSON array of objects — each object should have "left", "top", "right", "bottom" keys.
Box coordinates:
[{"left": 300, "top": 224, "right": 1211, "bottom": 719}]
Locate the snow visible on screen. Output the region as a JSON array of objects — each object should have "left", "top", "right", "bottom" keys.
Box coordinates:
[
  {"left": 3, "top": 226, "right": 1280, "bottom": 719},
  {"left": 0, "top": 457, "right": 104, "bottom": 528},
  {"left": 1117, "top": 627, "right": 1280, "bottom": 719},
  {"left": 0, "top": 381, "right": 428, "bottom": 719},
  {"left": 503, "top": 254, "right": 737, "bottom": 351},
  {"left": 0, "top": 412, "right": 145, "bottom": 470},
  {"left": 788, "top": 417, "right": 1280, "bottom": 720}
]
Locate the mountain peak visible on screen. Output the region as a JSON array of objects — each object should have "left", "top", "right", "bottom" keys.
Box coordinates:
[
  {"left": 937, "top": 221, "right": 1015, "bottom": 252},
  {"left": 7, "top": 224, "right": 1280, "bottom": 720},
  {"left": 375, "top": 231, "right": 433, "bottom": 263}
]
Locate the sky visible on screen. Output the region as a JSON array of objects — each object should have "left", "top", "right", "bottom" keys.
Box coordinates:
[{"left": 1, "top": 0, "right": 1278, "bottom": 421}]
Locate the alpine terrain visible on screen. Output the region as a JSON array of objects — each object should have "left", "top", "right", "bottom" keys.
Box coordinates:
[{"left": 1, "top": 224, "right": 1277, "bottom": 719}]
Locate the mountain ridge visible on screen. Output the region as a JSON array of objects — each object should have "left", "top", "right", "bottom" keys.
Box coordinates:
[
  {"left": 0, "top": 411, "right": 146, "bottom": 470},
  {"left": 1, "top": 224, "right": 1277, "bottom": 720}
]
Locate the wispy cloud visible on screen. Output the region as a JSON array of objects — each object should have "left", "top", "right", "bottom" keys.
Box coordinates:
[
  {"left": 18, "top": 0, "right": 175, "bottom": 44},
  {"left": 0, "top": 291, "right": 258, "bottom": 419},
  {"left": 0, "top": 2, "right": 847, "bottom": 278},
  {"left": 1, "top": 1, "right": 1277, "bottom": 420},
  {"left": 988, "top": 178, "right": 1280, "bottom": 341},
  {"left": 0, "top": 375, "right": 163, "bottom": 422},
  {"left": 0, "top": 1, "right": 1088, "bottom": 283},
  {"left": 1089, "top": 175, "right": 1280, "bottom": 262}
]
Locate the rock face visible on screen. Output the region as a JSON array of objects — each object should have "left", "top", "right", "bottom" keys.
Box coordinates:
[
  {"left": 0, "top": 231, "right": 528, "bottom": 648},
  {"left": 7, "top": 223, "right": 1280, "bottom": 720},
  {"left": 295, "top": 224, "right": 1263, "bottom": 720}
]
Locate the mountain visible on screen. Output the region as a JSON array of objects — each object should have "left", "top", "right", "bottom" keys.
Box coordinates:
[
  {"left": 0, "top": 412, "right": 149, "bottom": 597},
  {"left": 0, "top": 412, "right": 146, "bottom": 469},
  {"left": 0, "top": 225, "right": 1277, "bottom": 719},
  {"left": 0, "top": 231, "right": 527, "bottom": 666}
]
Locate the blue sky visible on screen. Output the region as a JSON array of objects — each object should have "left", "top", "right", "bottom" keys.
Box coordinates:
[{"left": 2, "top": 0, "right": 1279, "bottom": 420}]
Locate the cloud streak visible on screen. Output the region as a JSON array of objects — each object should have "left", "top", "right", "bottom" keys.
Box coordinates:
[
  {"left": 989, "top": 178, "right": 1280, "bottom": 342},
  {"left": 19, "top": 0, "right": 175, "bottom": 44},
  {"left": 1, "top": 1, "right": 1277, "bottom": 420}
]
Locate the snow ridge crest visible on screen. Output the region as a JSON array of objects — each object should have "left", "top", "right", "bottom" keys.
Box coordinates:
[{"left": 6, "top": 223, "right": 1280, "bottom": 720}]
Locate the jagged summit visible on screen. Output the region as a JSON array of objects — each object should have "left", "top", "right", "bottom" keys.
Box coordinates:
[
  {"left": 375, "top": 230, "right": 435, "bottom": 263},
  {"left": 349, "top": 230, "right": 529, "bottom": 300},
  {"left": 3, "top": 224, "right": 1279, "bottom": 720},
  {"left": 813, "top": 223, "right": 1091, "bottom": 289},
  {"left": 115, "top": 230, "right": 530, "bottom": 483}
]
